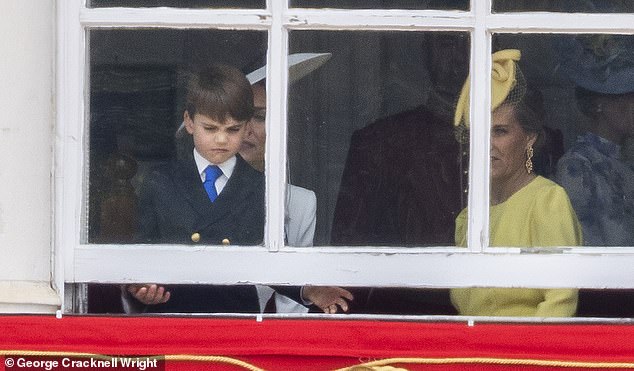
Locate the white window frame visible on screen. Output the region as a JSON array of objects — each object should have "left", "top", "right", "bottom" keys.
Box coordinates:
[{"left": 56, "top": 0, "right": 634, "bottom": 313}]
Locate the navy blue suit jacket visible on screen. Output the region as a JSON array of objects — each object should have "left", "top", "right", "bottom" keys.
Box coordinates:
[{"left": 136, "top": 154, "right": 299, "bottom": 313}]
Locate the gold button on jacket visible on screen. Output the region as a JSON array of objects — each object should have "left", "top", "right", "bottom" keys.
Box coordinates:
[{"left": 191, "top": 232, "right": 201, "bottom": 243}]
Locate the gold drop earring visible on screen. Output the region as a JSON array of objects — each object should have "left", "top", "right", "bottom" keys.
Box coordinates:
[{"left": 525, "top": 145, "right": 534, "bottom": 174}]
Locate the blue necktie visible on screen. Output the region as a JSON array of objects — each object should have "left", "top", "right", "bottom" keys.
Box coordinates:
[{"left": 203, "top": 165, "right": 223, "bottom": 202}]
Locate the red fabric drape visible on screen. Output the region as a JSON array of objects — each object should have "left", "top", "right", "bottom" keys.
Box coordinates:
[{"left": 0, "top": 315, "right": 632, "bottom": 370}]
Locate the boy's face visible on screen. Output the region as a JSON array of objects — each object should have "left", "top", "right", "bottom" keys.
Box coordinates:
[{"left": 184, "top": 111, "right": 247, "bottom": 165}]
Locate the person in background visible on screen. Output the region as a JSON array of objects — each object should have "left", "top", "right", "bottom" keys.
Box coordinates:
[
  {"left": 555, "top": 35, "right": 634, "bottom": 317},
  {"left": 330, "top": 33, "right": 469, "bottom": 315},
  {"left": 241, "top": 53, "right": 354, "bottom": 314},
  {"left": 451, "top": 49, "right": 582, "bottom": 316},
  {"left": 556, "top": 35, "right": 634, "bottom": 247}
]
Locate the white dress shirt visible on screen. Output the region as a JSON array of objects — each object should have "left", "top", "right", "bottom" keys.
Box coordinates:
[{"left": 192, "top": 148, "right": 236, "bottom": 193}]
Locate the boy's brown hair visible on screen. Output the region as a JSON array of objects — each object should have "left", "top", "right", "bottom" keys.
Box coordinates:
[{"left": 185, "top": 64, "right": 254, "bottom": 123}]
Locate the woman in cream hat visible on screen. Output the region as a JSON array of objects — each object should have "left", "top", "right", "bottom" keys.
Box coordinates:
[
  {"left": 241, "top": 53, "right": 355, "bottom": 315},
  {"left": 451, "top": 49, "right": 582, "bottom": 317}
]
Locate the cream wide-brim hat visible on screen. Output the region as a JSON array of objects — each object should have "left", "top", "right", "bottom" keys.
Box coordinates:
[{"left": 247, "top": 52, "right": 332, "bottom": 85}]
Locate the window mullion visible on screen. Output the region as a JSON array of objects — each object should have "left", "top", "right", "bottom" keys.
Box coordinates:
[
  {"left": 264, "top": 0, "right": 289, "bottom": 252},
  {"left": 57, "top": 0, "right": 86, "bottom": 311},
  {"left": 467, "top": 0, "right": 492, "bottom": 253}
]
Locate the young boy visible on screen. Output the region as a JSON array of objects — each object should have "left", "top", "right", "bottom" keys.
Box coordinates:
[
  {"left": 127, "top": 64, "right": 351, "bottom": 314},
  {"left": 127, "top": 64, "right": 273, "bottom": 313}
]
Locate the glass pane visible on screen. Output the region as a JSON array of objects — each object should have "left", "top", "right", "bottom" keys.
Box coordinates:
[
  {"left": 484, "top": 33, "right": 634, "bottom": 249},
  {"left": 449, "top": 287, "right": 633, "bottom": 317},
  {"left": 85, "top": 282, "right": 634, "bottom": 317},
  {"left": 577, "top": 289, "right": 634, "bottom": 317},
  {"left": 291, "top": 0, "right": 468, "bottom": 10},
  {"left": 347, "top": 286, "right": 633, "bottom": 317},
  {"left": 451, "top": 286, "right": 579, "bottom": 317},
  {"left": 287, "top": 31, "right": 470, "bottom": 247},
  {"left": 88, "top": 0, "right": 264, "bottom": 8},
  {"left": 494, "top": 0, "right": 634, "bottom": 13},
  {"left": 88, "top": 29, "right": 267, "bottom": 245},
  {"left": 86, "top": 283, "right": 310, "bottom": 314}
]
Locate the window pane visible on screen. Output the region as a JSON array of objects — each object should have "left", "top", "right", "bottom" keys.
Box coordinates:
[
  {"left": 351, "top": 287, "right": 634, "bottom": 317},
  {"left": 291, "top": 0, "right": 468, "bottom": 10},
  {"left": 87, "top": 0, "right": 264, "bottom": 8},
  {"left": 485, "top": 33, "right": 634, "bottom": 248},
  {"left": 287, "top": 31, "right": 470, "bottom": 247},
  {"left": 88, "top": 29, "right": 267, "bottom": 245},
  {"left": 448, "top": 287, "right": 626, "bottom": 317},
  {"left": 86, "top": 283, "right": 311, "bottom": 314},
  {"left": 85, "top": 282, "right": 634, "bottom": 317},
  {"left": 578, "top": 289, "right": 634, "bottom": 317},
  {"left": 493, "top": 0, "right": 634, "bottom": 13}
]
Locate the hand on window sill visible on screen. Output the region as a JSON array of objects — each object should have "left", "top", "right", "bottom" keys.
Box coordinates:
[
  {"left": 125, "top": 284, "right": 171, "bottom": 305},
  {"left": 302, "top": 286, "right": 354, "bottom": 314}
]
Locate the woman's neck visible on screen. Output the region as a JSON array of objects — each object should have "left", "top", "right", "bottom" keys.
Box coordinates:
[{"left": 490, "top": 172, "right": 536, "bottom": 205}]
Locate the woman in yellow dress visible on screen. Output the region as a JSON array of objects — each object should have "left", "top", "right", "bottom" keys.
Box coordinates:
[{"left": 451, "top": 49, "right": 583, "bottom": 317}]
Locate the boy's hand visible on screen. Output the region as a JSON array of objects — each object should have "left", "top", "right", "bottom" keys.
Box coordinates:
[
  {"left": 126, "top": 284, "right": 171, "bottom": 305},
  {"left": 302, "top": 286, "right": 354, "bottom": 314}
]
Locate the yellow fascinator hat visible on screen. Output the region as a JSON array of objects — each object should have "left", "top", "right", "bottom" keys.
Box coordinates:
[{"left": 453, "top": 49, "right": 522, "bottom": 128}]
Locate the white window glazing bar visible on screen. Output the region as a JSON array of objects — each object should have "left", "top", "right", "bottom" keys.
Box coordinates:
[
  {"left": 487, "top": 13, "right": 634, "bottom": 33},
  {"left": 264, "top": 0, "right": 288, "bottom": 251},
  {"left": 466, "top": 0, "right": 492, "bottom": 252},
  {"left": 285, "top": 9, "right": 474, "bottom": 31},
  {"left": 80, "top": 3, "right": 558, "bottom": 31},
  {"left": 79, "top": 7, "right": 271, "bottom": 29}
]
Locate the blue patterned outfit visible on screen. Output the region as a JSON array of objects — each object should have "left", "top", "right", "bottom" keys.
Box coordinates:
[{"left": 555, "top": 132, "right": 634, "bottom": 246}]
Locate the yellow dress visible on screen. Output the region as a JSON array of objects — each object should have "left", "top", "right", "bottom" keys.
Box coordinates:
[{"left": 451, "top": 176, "right": 583, "bottom": 317}]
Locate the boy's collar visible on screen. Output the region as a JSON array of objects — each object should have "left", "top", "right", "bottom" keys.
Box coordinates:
[{"left": 192, "top": 148, "right": 236, "bottom": 179}]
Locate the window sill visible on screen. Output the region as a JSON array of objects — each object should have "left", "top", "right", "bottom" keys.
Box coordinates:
[{"left": 0, "top": 280, "right": 60, "bottom": 313}]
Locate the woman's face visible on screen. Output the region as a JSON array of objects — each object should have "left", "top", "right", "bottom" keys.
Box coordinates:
[
  {"left": 239, "top": 83, "right": 266, "bottom": 172},
  {"left": 490, "top": 104, "right": 537, "bottom": 184},
  {"left": 597, "top": 92, "right": 634, "bottom": 142}
]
